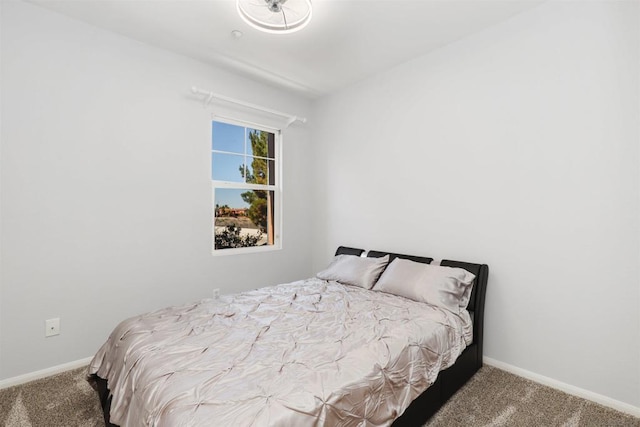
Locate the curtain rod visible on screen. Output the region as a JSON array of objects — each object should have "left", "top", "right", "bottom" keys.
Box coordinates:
[{"left": 191, "top": 86, "right": 307, "bottom": 128}]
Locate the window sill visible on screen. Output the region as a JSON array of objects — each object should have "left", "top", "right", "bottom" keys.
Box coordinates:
[{"left": 211, "top": 244, "right": 282, "bottom": 257}]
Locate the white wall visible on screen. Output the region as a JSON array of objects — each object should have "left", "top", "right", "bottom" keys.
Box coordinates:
[
  {"left": 312, "top": 1, "right": 639, "bottom": 408},
  {"left": 0, "top": 0, "right": 313, "bottom": 380}
]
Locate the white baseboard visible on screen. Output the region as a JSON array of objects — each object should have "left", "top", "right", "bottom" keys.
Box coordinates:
[
  {"left": 484, "top": 357, "right": 640, "bottom": 418},
  {"left": 0, "top": 356, "right": 93, "bottom": 390}
]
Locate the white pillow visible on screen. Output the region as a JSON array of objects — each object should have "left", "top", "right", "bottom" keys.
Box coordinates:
[
  {"left": 316, "top": 254, "right": 390, "bottom": 290},
  {"left": 373, "top": 258, "right": 475, "bottom": 314}
]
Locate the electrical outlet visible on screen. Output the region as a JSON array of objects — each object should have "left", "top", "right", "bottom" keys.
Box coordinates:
[
  {"left": 212, "top": 288, "right": 220, "bottom": 299},
  {"left": 45, "top": 318, "right": 60, "bottom": 337}
]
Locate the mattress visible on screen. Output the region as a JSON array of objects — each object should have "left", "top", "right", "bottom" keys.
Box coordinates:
[{"left": 89, "top": 278, "right": 473, "bottom": 426}]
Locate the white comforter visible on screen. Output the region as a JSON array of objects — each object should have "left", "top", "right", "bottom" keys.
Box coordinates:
[{"left": 89, "top": 278, "right": 472, "bottom": 426}]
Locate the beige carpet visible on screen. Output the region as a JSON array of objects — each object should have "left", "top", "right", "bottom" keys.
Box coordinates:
[
  {"left": 0, "top": 367, "right": 102, "bottom": 427},
  {"left": 0, "top": 365, "right": 637, "bottom": 426},
  {"left": 425, "top": 367, "right": 639, "bottom": 427}
]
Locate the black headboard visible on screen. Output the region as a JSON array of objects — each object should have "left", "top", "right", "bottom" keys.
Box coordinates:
[
  {"left": 368, "top": 250, "right": 433, "bottom": 265},
  {"left": 335, "top": 246, "right": 365, "bottom": 256}
]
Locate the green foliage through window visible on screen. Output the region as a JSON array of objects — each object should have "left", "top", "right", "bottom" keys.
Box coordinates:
[{"left": 214, "top": 225, "right": 263, "bottom": 249}]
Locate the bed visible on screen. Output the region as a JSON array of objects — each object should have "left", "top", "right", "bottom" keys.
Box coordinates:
[{"left": 89, "top": 247, "right": 488, "bottom": 426}]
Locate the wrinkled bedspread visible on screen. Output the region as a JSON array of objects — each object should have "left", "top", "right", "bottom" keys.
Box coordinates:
[{"left": 89, "top": 278, "right": 472, "bottom": 427}]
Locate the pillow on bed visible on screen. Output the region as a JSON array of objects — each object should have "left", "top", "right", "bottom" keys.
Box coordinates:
[
  {"left": 373, "top": 258, "right": 475, "bottom": 314},
  {"left": 316, "top": 254, "right": 390, "bottom": 290}
]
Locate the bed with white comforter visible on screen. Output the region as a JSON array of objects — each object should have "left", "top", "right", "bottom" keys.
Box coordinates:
[{"left": 89, "top": 278, "right": 472, "bottom": 426}]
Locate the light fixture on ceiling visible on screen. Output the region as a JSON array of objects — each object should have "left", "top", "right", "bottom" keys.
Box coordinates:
[{"left": 236, "top": 0, "right": 312, "bottom": 35}]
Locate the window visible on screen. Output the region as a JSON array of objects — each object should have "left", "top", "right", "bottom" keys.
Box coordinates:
[{"left": 211, "top": 119, "right": 280, "bottom": 254}]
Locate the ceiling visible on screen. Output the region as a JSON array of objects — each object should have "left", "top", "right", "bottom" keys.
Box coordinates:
[{"left": 26, "top": 0, "right": 543, "bottom": 99}]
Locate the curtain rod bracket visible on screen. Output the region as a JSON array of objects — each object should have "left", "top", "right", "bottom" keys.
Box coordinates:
[{"left": 285, "top": 116, "right": 298, "bottom": 128}]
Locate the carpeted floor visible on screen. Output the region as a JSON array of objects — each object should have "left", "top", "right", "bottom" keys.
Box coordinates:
[
  {"left": 0, "top": 365, "right": 638, "bottom": 426},
  {"left": 424, "top": 367, "right": 639, "bottom": 427},
  {"left": 0, "top": 366, "right": 102, "bottom": 427}
]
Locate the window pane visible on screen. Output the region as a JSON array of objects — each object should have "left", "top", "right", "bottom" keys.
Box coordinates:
[
  {"left": 246, "top": 128, "right": 275, "bottom": 159},
  {"left": 246, "top": 158, "right": 275, "bottom": 186},
  {"left": 212, "top": 121, "right": 244, "bottom": 153},
  {"left": 212, "top": 153, "right": 245, "bottom": 183},
  {"left": 214, "top": 189, "right": 275, "bottom": 250}
]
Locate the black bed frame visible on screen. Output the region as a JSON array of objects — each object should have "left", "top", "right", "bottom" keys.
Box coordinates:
[{"left": 93, "top": 246, "right": 488, "bottom": 426}]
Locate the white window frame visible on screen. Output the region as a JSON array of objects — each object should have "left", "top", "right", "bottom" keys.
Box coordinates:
[{"left": 211, "top": 116, "right": 282, "bottom": 256}]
